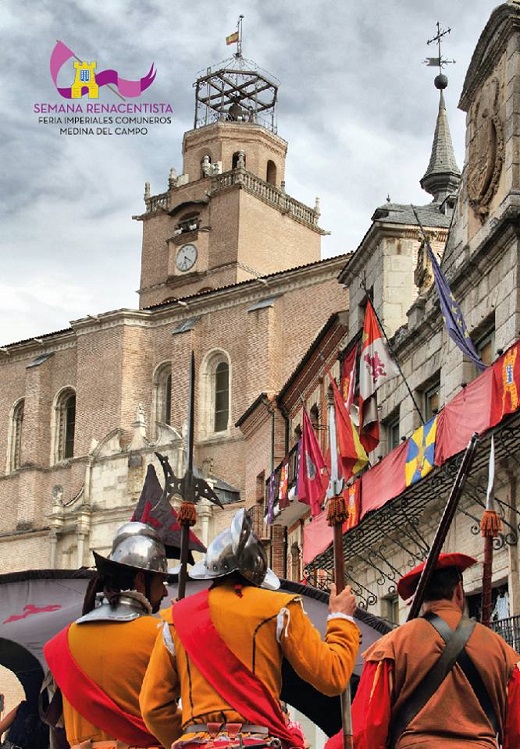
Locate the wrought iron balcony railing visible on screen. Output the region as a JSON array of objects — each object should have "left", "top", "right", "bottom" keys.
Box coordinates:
[{"left": 490, "top": 614, "right": 520, "bottom": 649}]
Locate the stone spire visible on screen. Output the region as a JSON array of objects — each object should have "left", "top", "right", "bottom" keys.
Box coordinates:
[{"left": 420, "top": 74, "right": 461, "bottom": 204}]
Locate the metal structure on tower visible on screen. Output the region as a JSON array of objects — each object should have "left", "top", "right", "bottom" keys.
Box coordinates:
[
  {"left": 423, "top": 21, "right": 455, "bottom": 89},
  {"left": 193, "top": 15, "right": 279, "bottom": 133}
]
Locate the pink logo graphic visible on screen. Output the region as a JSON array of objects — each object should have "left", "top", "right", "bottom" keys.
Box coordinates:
[
  {"left": 3, "top": 603, "right": 62, "bottom": 624},
  {"left": 50, "top": 41, "right": 156, "bottom": 99}
]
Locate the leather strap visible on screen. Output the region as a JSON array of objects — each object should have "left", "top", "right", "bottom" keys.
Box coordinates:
[
  {"left": 389, "top": 613, "right": 475, "bottom": 748},
  {"left": 183, "top": 724, "right": 269, "bottom": 736},
  {"left": 425, "top": 613, "right": 500, "bottom": 738}
]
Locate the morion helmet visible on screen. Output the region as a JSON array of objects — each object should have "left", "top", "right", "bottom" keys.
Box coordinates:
[
  {"left": 93, "top": 521, "right": 168, "bottom": 577},
  {"left": 190, "top": 508, "right": 279, "bottom": 590}
]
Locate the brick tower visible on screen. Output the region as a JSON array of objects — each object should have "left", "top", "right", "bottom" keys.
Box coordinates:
[{"left": 136, "top": 49, "right": 326, "bottom": 309}]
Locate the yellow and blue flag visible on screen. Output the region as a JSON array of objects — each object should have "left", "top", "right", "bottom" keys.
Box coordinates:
[{"left": 405, "top": 416, "right": 437, "bottom": 486}]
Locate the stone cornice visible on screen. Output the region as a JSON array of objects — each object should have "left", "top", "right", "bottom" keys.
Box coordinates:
[
  {"left": 143, "top": 255, "right": 349, "bottom": 321},
  {"left": 0, "top": 331, "right": 77, "bottom": 365},
  {"left": 183, "top": 121, "right": 288, "bottom": 152},
  {"left": 338, "top": 223, "right": 447, "bottom": 284},
  {"left": 459, "top": 3, "right": 520, "bottom": 112}
]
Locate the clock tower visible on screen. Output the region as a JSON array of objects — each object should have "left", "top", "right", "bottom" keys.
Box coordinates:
[{"left": 136, "top": 51, "right": 327, "bottom": 309}]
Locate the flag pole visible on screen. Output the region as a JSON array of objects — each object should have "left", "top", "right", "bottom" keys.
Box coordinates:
[
  {"left": 480, "top": 435, "right": 502, "bottom": 626},
  {"left": 326, "top": 397, "right": 353, "bottom": 749},
  {"left": 363, "top": 293, "right": 425, "bottom": 425},
  {"left": 407, "top": 433, "right": 479, "bottom": 620},
  {"left": 157, "top": 351, "right": 223, "bottom": 601},
  {"left": 237, "top": 15, "right": 244, "bottom": 58}
]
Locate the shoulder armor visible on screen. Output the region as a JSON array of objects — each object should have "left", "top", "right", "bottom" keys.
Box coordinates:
[{"left": 76, "top": 593, "right": 150, "bottom": 623}]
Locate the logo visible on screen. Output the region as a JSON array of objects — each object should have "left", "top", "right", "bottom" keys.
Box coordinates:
[
  {"left": 3, "top": 603, "right": 62, "bottom": 624},
  {"left": 50, "top": 40, "right": 156, "bottom": 100}
]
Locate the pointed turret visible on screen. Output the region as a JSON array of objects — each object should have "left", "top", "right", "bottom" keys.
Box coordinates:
[{"left": 420, "top": 74, "right": 461, "bottom": 204}]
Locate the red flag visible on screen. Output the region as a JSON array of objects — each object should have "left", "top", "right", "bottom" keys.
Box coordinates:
[
  {"left": 360, "top": 440, "right": 408, "bottom": 519},
  {"left": 359, "top": 300, "right": 399, "bottom": 452},
  {"left": 297, "top": 409, "right": 328, "bottom": 516},
  {"left": 436, "top": 367, "right": 493, "bottom": 463},
  {"left": 490, "top": 341, "right": 520, "bottom": 427},
  {"left": 330, "top": 373, "right": 368, "bottom": 480},
  {"left": 341, "top": 343, "right": 358, "bottom": 412},
  {"left": 302, "top": 509, "right": 334, "bottom": 565}
]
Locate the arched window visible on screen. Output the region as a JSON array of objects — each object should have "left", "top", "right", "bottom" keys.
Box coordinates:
[
  {"left": 290, "top": 542, "right": 301, "bottom": 581},
  {"left": 214, "top": 361, "right": 229, "bottom": 432},
  {"left": 8, "top": 399, "right": 24, "bottom": 471},
  {"left": 266, "top": 160, "right": 277, "bottom": 185},
  {"left": 201, "top": 350, "right": 231, "bottom": 437},
  {"left": 53, "top": 389, "right": 76, "bottom": 462},
  {"left": 175, "top": 212, "right": 200, "bottom": 234},
  {"left": 232, "top": 151, "right": 246, "bottom": 169},
  {"left": 153, "top": 363, "right": 172, "bottom": 431}
]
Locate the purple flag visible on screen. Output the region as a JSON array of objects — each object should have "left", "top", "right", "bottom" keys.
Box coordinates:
[{"left": 427, "top": 245, "right": 486, "bottom": 370}]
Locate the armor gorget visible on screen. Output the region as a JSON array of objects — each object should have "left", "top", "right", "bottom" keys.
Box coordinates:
[{"left": 76, "top": 590, "right": 153, "bottom": 623}]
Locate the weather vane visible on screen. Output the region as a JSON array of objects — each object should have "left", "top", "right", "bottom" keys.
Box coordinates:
[{"left": 423, "top": 22, "right": 455, "bottom": 77}]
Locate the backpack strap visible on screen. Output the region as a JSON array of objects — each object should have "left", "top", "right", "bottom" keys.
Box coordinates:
[
  {"left": 425, "top": 613, "right": 500, "bottom": 739},
  {"left": 389, "top": 613, "right": 475, "bottom": 748}
]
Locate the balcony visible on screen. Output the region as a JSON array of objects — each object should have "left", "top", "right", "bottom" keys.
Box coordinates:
[
  {"left": 490, "top": 615, "right": 520, "bottom": 649},
  {"left": 265, "top": 442, "right": 311, "bottom": 527},
  {"left": 210, "top": 169, "right": 322, "bottom": 230}
]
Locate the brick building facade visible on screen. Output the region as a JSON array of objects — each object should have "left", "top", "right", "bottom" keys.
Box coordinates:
[{"left": 0, "top": 55, "right": 346, "bottom": 574}]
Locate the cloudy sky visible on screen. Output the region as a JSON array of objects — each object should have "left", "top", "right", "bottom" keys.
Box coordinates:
[{"left": 0, "top": 0, "right": 500, "bottom": 345}]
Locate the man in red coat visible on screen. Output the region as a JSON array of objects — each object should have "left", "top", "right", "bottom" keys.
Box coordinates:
[{"left": 350, "top": 553, "right": 520, "bottom": 749}]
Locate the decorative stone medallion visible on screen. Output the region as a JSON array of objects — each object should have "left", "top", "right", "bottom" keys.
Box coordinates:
[{"left": 467, "top": 76, "right": 504, "bottom": 223}]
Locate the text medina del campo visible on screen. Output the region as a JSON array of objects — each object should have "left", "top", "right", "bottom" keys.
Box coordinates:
[{"left": 34, "top": 102, "right": 173, "bottom": 136}]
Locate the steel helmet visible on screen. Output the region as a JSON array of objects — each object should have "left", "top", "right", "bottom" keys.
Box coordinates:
[
  {"left": 94, "top": 521, "right": 169, "bottom": 576},
  {"left": 190, "top": 509, "right": 279, "bottom": 590}
]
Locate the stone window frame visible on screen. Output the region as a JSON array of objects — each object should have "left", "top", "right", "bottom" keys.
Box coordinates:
[
  {"left": 152, "top": 362, "right": 172, "bottom": 433},
  {"left": 418, "top": 373, "right": 441, "bottom": 424},
  {"left": 476, "top": 326, "right": 495, "bottom": 368},
  {"left": 7, "top": 398, "right": 24, "bottom": 472},
  {"left": 200, "top": 349, "right": 231, "bottom": 439},
  {"left": 384, "top": 408, "right": 401, "bottom": 453},
  {"left": 51, "top": 387, "right": 76, "bottom": 464},
  {"left": 266, "top": 159, "right": 277, "bottom": 185}
]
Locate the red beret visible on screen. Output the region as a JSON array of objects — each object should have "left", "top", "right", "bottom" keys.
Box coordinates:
[{"left": 397, "top": 552, "right": 477, "bottom": 601}]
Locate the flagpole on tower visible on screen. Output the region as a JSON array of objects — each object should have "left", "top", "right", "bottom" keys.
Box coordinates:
[{"left": 237, "top": 15, "right": 244, "bottom": 58}]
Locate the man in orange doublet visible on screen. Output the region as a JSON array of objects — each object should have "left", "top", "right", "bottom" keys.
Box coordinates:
[
  {"left": 44, "top": 522, "right": 182, "bottom": 749},
  {"left": 351, "top": 553, "right": 520, "bottom": 749},
  {"left": 140, "top": 510, "right": 360, "bottom": 749}
]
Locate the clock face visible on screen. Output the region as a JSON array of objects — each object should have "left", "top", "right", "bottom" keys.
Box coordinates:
[{"left": 176, "top": 244, "right": 198, "bottom": 272}]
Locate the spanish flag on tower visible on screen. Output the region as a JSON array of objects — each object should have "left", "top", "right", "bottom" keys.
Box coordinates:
[{"left": 226, "top": 31, "right": 239, "bottom": 45}]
